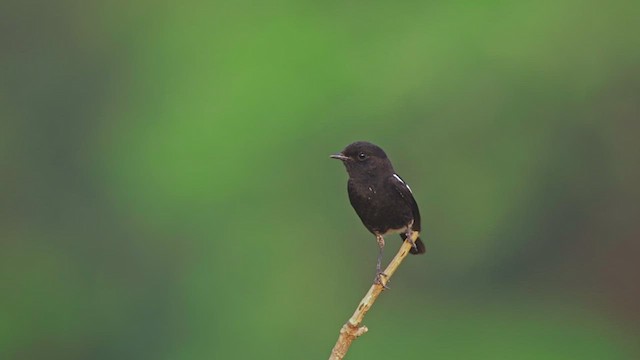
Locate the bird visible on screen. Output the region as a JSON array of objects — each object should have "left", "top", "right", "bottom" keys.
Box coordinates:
[{"left": 331, "top": 141, "right": 425, "bottom": 285}]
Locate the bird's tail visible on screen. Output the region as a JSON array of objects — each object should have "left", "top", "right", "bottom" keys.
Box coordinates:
[{"left": 401, "top": 233, "right": 426, "bottom": 254}]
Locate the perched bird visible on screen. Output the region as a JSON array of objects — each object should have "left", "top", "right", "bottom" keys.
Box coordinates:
[{"left": 331, "top": 141, "right": 425, "bottom": 284}]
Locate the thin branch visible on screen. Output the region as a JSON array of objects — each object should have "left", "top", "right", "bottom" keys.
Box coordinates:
[{"left": 328, "top": 236, "right": 417, "bottom": 360}]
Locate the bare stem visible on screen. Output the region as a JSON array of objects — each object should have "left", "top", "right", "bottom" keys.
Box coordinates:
[{"left": 328, "top": 236, "right": 417, "bottom": 360}]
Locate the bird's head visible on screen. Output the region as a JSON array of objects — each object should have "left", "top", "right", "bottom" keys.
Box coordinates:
[{"left": 330, "top": 141, "right": 394, "bottom": 179}]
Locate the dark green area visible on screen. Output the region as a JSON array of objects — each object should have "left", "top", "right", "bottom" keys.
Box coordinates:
[{"left": 1, "top": 1, "right": 639, "bottom": 359}]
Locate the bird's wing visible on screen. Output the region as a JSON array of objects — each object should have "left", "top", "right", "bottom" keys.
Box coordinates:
[{"left": 390, "top": 174, "right": 421, "bottom": 232}]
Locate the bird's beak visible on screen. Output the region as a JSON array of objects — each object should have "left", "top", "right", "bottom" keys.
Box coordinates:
[{"left": 330, "top": 153, "right": 349, "bottom": 161}]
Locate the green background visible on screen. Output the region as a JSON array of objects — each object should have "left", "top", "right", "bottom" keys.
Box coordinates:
[{"left": 1, "top": 1, "right": 639, "bottom": 359}]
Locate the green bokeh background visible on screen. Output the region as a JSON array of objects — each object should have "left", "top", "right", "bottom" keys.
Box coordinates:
[{"left": 2, "top": 1, "right": 639, "bottom": 359}]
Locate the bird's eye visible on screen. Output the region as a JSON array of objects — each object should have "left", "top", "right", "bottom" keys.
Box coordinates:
[{"left": 357, "top": 152, "right": 368, "bottom": 161}]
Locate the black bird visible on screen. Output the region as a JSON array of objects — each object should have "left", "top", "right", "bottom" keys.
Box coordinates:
[{"left": 331, "top": 141, "right": 425, "bottom": 284}]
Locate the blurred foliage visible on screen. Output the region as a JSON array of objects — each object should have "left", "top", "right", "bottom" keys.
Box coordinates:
[{"left": 1, "top": 0, "right": 639, "bottom": 359}]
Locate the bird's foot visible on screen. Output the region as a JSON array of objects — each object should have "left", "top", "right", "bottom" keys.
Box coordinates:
[
  {"left": 405, "top": 228, "right": 418, "bottom": 252},
  {"left": 374, "top": 272, "right": 390, "bottom": 289},
  {"left": 408, "top": 238, "right": 418, "bottom": 252}
]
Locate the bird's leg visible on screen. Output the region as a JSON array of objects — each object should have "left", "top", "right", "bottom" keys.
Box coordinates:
[
  {"left": 375, "top": 234, "right": 384, "bottom": 274},
  {"left": 374, "top": 234, "right": 389, "bottom": 288},
  {"left": 405, "top": 222, "right": 418, "bottom": 252}
]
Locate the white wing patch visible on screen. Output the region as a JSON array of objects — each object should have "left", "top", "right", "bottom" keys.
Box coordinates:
[{"left": 393, "top": 173, "right": 412, "bottom": 193}]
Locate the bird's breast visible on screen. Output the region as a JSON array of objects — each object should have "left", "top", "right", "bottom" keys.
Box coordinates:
[{"left": 347, "top": 178, "right": 413, "bottom": 234}]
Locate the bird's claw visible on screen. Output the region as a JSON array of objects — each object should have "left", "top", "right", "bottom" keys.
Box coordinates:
[
  {"left": 409, "top": 239, "right": 418, "bottom": 251},
  {"left": 374, "top": 272, "right": 390, "bottom": 289},
  {"left": 404, "top": 224, "right": 418, "bottom": 252}
]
